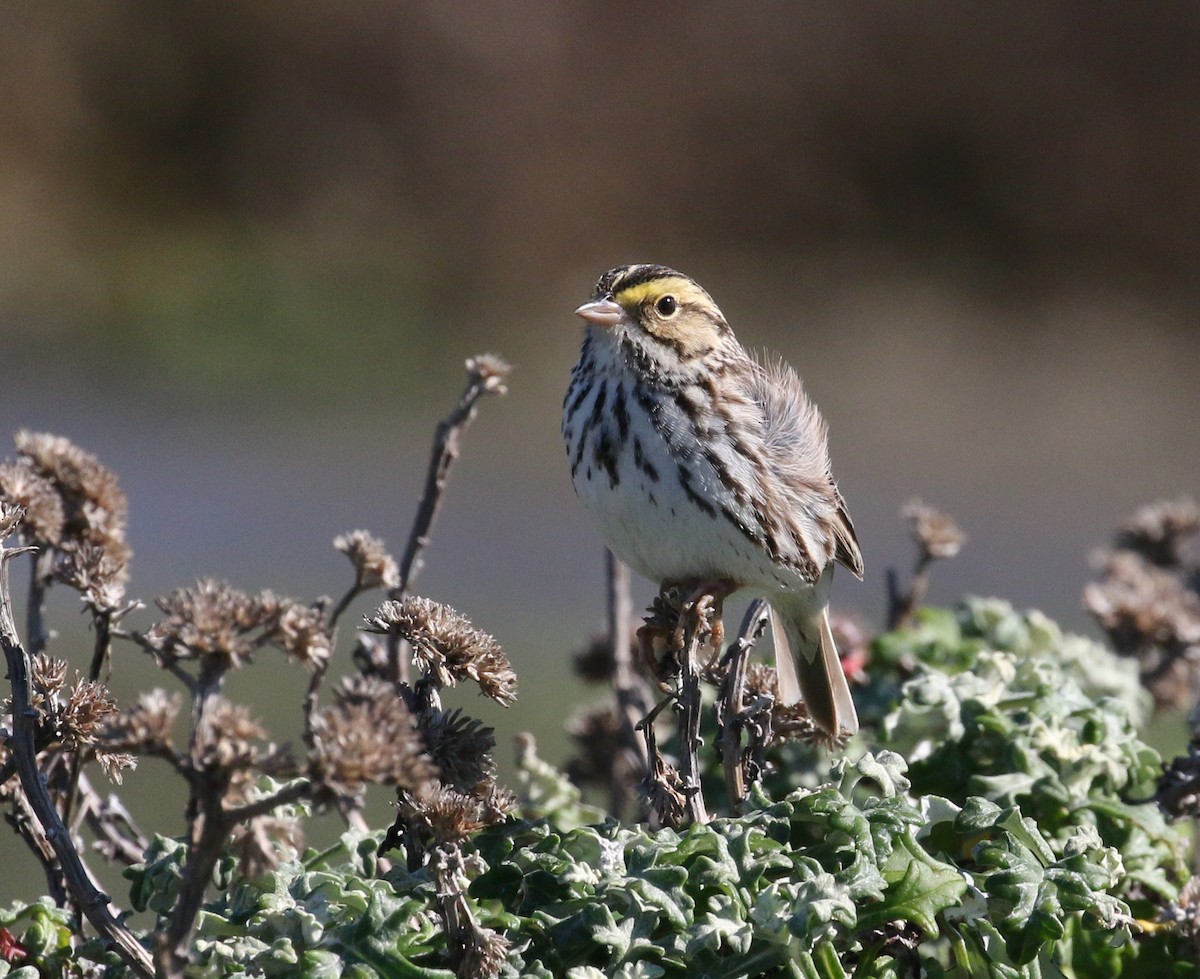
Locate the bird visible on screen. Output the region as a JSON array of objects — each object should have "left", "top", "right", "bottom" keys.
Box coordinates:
[{"left": 562, "top": 264, "right": 863, "bottom": 740}]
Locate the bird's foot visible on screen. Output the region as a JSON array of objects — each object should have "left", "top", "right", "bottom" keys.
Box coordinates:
[{"left": 670, "top": 578, "right": 738, "bottom": 653}]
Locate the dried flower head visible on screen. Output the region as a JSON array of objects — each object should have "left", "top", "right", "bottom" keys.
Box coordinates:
[
  {"left": 310, "top": 677, "right": 436, "bottom": 799},
  {"left": 59, "top": 676, "right": 121, "bottom": 750},
  {"left": 465, "top": 353, "right": 512, "bottom": 396},
  {"left": 201, "top": 700, "right": 270, "bottom": 770},
  {"left": 742, "top": 662, "right": 822, "bottom": 744},
  {"left": 564, "top": 703, "right": 624, "bottom": 787},
  {"left": 397, "top": 783, "right": 511, "bottom": 847},
  {"left": 334, "top": 530, "right": 400, "bottom": 591},
  {"left": 641, "top": 754, "right": 688, "bottom": 829},
  {"left": 102, "top": 689, "right": 182, "bottom": 753},
  {"left": 363, "top": 597, "right": 517, "bottom": 706},
  {"left": 457, "top": 913, "right": 511, "bottom": 979},
  {"left": 14, "top": 431, "right": 130, "bottom": 578},
  {"left": 902, "top": 500, "right": 966, "bottom": 561},
  {"left": 143, "top": 579, "right": 278, "bottom": 667},
  {"left": 22, "top": 656, "right": 123, "bottom": 753},
  {"left": 95, "top": 751, "right": 137, "bottom": 784},
  {"left": 418, "top": 707, "right": 497, "bottom": 795},
  {"left": 572, "top": 634, "right": 617, "bottom": 683},
  {"left": 55, "top": 541, "right": 127, "bottom": 611},
  {"left": 0, "top": 462, "right": 63, "bottom": 545},
  {"left": 274, "top": 600, "right": 332, "bottom": 670},
  {"left": 1116, "top": 497, "right": 1200, "bottom": 567},
  {"left": 30, "top": 653, "right": 69, "bottom": 702},
  {"left": 1085, "top": 552, "right": 1200, "bottom": 654}
]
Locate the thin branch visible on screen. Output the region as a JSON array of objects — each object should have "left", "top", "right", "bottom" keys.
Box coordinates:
[
  {"left": 327, "top": 582, "right": 365, "bottom": 632},
  {"left": 605, "top": 551, "right": 648, "bottom": 813},
  {"left": 392, "top": 355, "right": 511, "bottom": 599},
  {"left": 224, "top": 777, "right": 313, "bottom": 825},
  {"left": 158, "top": 657, "right": 228, "bottom": 976},
  {"left": 113, "top": 628, "right": 199, "bottom": 692},
  {"left": 672, "top": 596, "right": 711, "bottom": 826},
  {"left": 886, "top": 556, "right": 933, "bottom": 632},
  {"left": 386, "top": 355, "right": 510, "bottom": 682},
  {"left": 0, "top": 540, "right": 154, "bottom": 979},
  {"left": 25, "top": 549, "right": 53, "bottom": 656},
  {"left": 76, "top": 776, "right": 148, "bottom": 867},
  {"left": 715, "top": 600, "right": 771, "bottom": 813}
]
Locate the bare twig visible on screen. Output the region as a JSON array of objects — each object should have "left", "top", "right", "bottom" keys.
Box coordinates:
[
  {"left": 887, "top": 501, "right": 965, "bottom": 630},
  {"left": 385, "top": 355, "right": 510, "bottom": 683},
  {"left": 605, "top": 551, "right": 648, "bottom": 812},
  {"left": 714, "top": 600, "right": 771, "bottom": 812},
  {"left": 392, "top": 355, "right": 511, "bottom": 600},
  {"left": 673, "top": 596, "right": 711, "bottom": 826},
  {"left": 0, "top": 537, "right": 154, "bottom": 979},
  {"left": 77, "top": 777, "right": 149, "bottom": 866}
]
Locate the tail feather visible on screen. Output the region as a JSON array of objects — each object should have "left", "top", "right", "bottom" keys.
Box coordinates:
[{"left": 771, "top": 604, "right": 858, "bottom": 739}]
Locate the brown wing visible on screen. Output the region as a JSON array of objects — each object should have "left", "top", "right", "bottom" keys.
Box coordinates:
[{"left": 831, "top": 485, "right": 864, "bottom": 579}]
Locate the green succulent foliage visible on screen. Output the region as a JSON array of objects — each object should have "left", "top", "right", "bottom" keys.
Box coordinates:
[
  {"left": 879, "top": 608, "right": 1186, "bottom": 908},
  {"left": 0, "top": 898, "right": 79, "bottom": 978},
  {"left": 3, "top": 602, "right": 1192, "bottom": 978}
]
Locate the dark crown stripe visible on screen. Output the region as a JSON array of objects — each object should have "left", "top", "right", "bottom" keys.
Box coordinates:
[{"left": 595, "top": 264, "right": 681, "bottom": 298}]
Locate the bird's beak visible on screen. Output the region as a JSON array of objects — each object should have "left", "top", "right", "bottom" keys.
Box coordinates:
[{"left": 574, "top": 296, "right": 623, "bottom": 327}]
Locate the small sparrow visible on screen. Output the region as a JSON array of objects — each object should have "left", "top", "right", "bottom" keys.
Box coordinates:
[{"left": 563, "top": 264, "right": 863, "bottom": 739}]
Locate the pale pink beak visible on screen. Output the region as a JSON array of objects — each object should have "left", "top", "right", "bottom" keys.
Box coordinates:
[{"left": 574, "top": 296, "right": 623, "bottom": 327}]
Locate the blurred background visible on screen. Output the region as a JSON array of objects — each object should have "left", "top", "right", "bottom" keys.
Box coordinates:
[{"left": 2, "top": 1, "right": 1198, "bottom": 904}]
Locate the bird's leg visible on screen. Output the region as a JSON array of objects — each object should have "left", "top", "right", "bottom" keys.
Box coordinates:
[{"left": 673, "top": 578, "right": 739, "bottom": 653}]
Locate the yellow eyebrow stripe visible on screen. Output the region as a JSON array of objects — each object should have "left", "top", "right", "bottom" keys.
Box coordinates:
[{"left": 614, "top": 276, "right": 700, "bottom": 308}]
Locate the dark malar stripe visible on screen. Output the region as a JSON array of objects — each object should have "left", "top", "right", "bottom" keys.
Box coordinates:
[{"left": 565, "top": 373, "right": 594, "bottom": 418}]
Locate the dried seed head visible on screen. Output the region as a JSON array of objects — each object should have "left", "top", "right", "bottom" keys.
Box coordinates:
[
  {"left": 0, "top": 500, "right": 24, "bottom": 540},
  {"left": 55, "top": 541, "right": 127, "bottom": 611},
  {"left": 465, "top": 353, "right": 512, "bottom": 395},
  {"left": 202, "top": 700, "right": 270, "bottom": 770},
  {"left": 1085, "top": 550, "right": 1200, "bottom": 710},
  {"left": 144, "top": 579, "right": 278, "bottom": 667},
  {"left": 902, "top": 500, "right": 966, "bottom": 561},
  {"left": 96, "top": 751, "right": 137, "bottom": 784},
  {"left": 102, "top": 689, "right": 182, "bottom": 752},
  {"left": 564, "top": 704, "right": 624, "bottom": 787},
  {"left": 60, "top": 676, "right": 120, "bottom": 750},
  {"left": 1085, "top": 552, "right": 1200, "bottom": 653},
  {"left": 14, "top": 431, "right": 130, "bottom": 578},
  {"left": 572, "top": 634, "right": 617, "bottom": 683},
  {"left": 363, "top": 597, "right": 517, "bottom": 706},
  {"left": 418, "top": 707, "right": 497, "bottom": 795},
  {"left": 398, "top": 782, "right": 512, "bottom": 847},
  {"left": 459, "top": 919, "right": 511, "bottom": 979},
  {"left": 0, "top": 461, "right": 64, "bottom": 545},
  {"left": 641, "top": 756, "right": 688, "bottom": 829},
  {"left": 30, "top": 654, "right": 69, "bottom": 700},
  {"left": 334, "top": 530, "right": 400, "bottom": 591},
  {"left": 310, "top": 677, "right": 436, "bottom": 799},
  {"left": 1116, "top": 497, "right": 1200, "bottom": 567},
  {"left": 274, "top": 600, "right": 332, "bottom": 670}
]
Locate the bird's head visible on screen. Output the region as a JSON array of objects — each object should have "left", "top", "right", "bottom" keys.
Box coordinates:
[{"left": 575, "top": 264, "right": 733, "bottom": 362}]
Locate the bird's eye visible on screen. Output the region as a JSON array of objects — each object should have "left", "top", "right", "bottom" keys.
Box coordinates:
[{"left": 655, "top": 295, "right": 678, "bottom": 316}]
